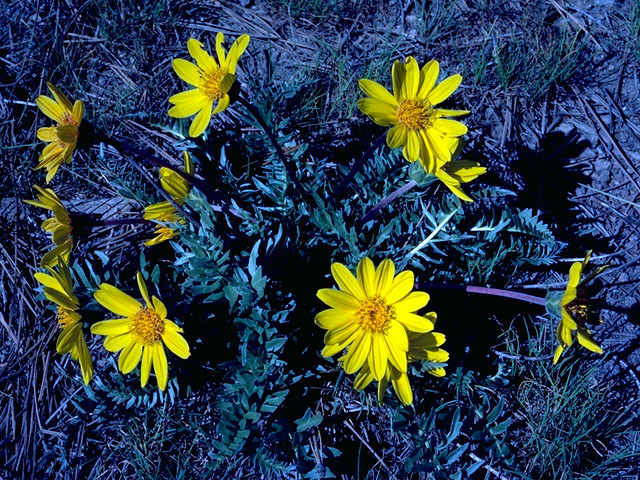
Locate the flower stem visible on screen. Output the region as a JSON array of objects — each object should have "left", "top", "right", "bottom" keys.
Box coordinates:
[
  {"left": 236, "top": 94, "right": 308, "bottom": 201},
  {"left": 358, "top": 180, "right": 417, "bottom": 227},
  {"left": 416, "top": 283, "right": 547, "bottom": 306},
  {"left": 465, "top": 286, "right": 547, "bottom": 306},
  {"left": 332, "top": 132, "right": 387, "bottom": 202}
]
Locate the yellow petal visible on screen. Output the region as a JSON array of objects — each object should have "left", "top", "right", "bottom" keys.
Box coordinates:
[
  {"left": 76, "top": 336, "right": 93, "bottom": 385},
  {"left": 417, "top": 59, "right": 439, "bottom": 98},
  {"left": 314, "top": 309, "right": 353, "bottom": 330},
  {"left": 94, "top": 283, "right": 141, "bottom": 317},
  {"left": 152, "top": 344, "right": 168, "bottom": 390},
  {"left": 393, "top": 291, "right": 430, "bottom": 313},
  {"left": 357, "top": 257, "right": 376, "bottom": 298},
  {"left": 72, "top": 101, "right": 84, "bottom": 124},
  {"left": 226, "top": 34, "right": 250, "bottom": 74},
  {"left": 432, "top": 118, "right": 468, "bottom": 136},
  {"left": 375, "top": 259, "right": 395, "bottom": 296},
  {"left": 91, "top": 318, "right": 132, "bottom": 336},
  {"left": 141, "top": 346, "right": 152, "bottom": 387},
  {"left": 172, "top": 58, "right": 202, "bottom": 86},
  {"left": 370, "top": 334, "right": 388, "bottom": 381},
  {"left": 386, "top": 124, "right": 407, "bottom": 149},
  {"left": 357, "top": 98, "right": 397, "bottom": 126},
  {"left": 343, "top": 332, "right": 371, "bottom": 374},
  {"left": 37, "top": 127, "right": 58, "bottom": 142},
  {"left": 391, "top": 60, "right": 404, "bottom": 100},
  {"left": 354, "top": 366, "right": 375, "bottom": 390},
  {"left": 402, "top": 56, "right": 420, "bottom": 98},
  {"left": 46, "top": 82, "right": 73, "bottom": 112},
  {"left": 119, "top": 341, "right": 143, "bottom": 373},
  {"left": 384, "top": 329, "right": 408, "bottom": 372},
  {"left": 425, "top": 128, "right": 452, "bottom": 163},
  {"left": 187, "top": 38, "right": 216, "bottom": 71},
  {"left": 36, "top": 95, "right": 64, "bottom": 122},
  {"left": 189, "top": 100, "right": 213, "bottom": 137},
  {"left": 104, "top": 333, "right": 133, "bottom": 352},
  {"left": 427, "top": 74, "right": 462, "bottom": 105},
  {"left": 316, "top": 288, "right": 359, "bottom": 311},
  {"left": 56, "top": 323, "right": 81, "bottom": 354},
  {"left": 136, "top": 272, "right": 151, "bottom": 308},
  {"left": 153, "top": 296, "right": 168, "bottom": 319},
  {"left": 576, "top": 329, "right": 602, "bottom": 354},
  {"left": 553, "top": 345, "right": 564, "bottom": 365},
  {"left": 212, "top": 94, "right": 230, "bottom": 114},
  {"left": 331, "top": 263, "right": 365, "bottom": 300},
  {"left": 323, "top": 321, "right": 359, "bottom": 346},
  {"left": 405, "top": 130, "right": 420, "bottom": 161},
  {"left": 162, "top": 328, "right": 190, "bottom": 359},
  {"left": 385, "top": 271, "right": 415, "bottom": 304},
  {"left": 215, "top": 32, "right": 226, "bottom": 67},
  {"left": 390, "top": 367, "right": 413, "bottom": 405},
  {"left": 358, "top": 79, "right": 397, "bottom": 106},
  {"left": 396, "top": 312, "right": 434, "bottom": 332}
]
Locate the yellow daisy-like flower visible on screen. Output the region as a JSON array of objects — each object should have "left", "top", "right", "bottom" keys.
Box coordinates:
[
  {"left": 34, "top": 257, "right": 93, "bottom": 385},
  {"left": 357, "top": 57, "right": 469, "bottom": 169},
  {"left": 436, "top": 159, "right": 487, "bottom": 203},
  {"left": 169, "top": 33, "right": 250, "bottom": 137},
  {"left": 143, "top": 152, "right": 193, "bottom": 246},
  {"left": 353, "top": 331, "right": 448, "bottom": 405},
  {"left": 35, "top": 82, "right": 84, "bottom": 183},
  {"left": 24, "top": 185, "right": 73, "bottom": 268},
  {"left": 316, "top": 257, "right": 438, "bottom": 383},
  {"left": 553, "top": 252, "right": 604, "bottom": 364},
  {"left": 91, "top": 272, "right": 190, "bottom": 390}
]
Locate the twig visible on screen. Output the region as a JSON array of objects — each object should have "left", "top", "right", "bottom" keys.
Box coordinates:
[{"left": 344, "top": 419, "right": 389, "bottom": 471}]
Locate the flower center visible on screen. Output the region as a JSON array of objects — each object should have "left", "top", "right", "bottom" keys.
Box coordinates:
[
  {"left": 60, "top": 112, "right": 77, "bottom": 126},
  {"left": 131, "top": 307, "right": 165, "bottom": 345},
  {"left": 356, "top": 295, "right": 395, "bottom": 333},
  {"left": 57, "top": 307, "right": 76, "bottom": 329},
  {"left": 396, "top": 99, "right": 433, "bottom": 130},
  {"left": 199, "top": 68, "right": 228, "bottom": 100}
]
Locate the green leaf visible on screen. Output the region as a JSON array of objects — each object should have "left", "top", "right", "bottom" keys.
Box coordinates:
[{"left": 296, "top": 408, "right": 323, "bottom": 432}]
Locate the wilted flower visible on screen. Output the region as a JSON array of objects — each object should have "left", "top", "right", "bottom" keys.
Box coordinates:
[
  {"left": 24, "top": 185, "right": 73, "bottom": 268},
  {"left": 169, "top": 33, "right": 250, "bottom": 137},
  {"left": 316, "top": 258, "right": 440, "bottom": 387},
  {"left": 553, "top": 252, "right": 605, "bottom": 364},
  {"left": 92, "top": 272, "right": 190, "bottom": 390},
  {"left": 35, "top": 82, "right": 84, "bottom": 182},
  {"left": 34, "top": 256, "right": 92, "bottom": 385},
  {"left": 143, "top": 152, "right": 193, "bottom": 246},
  {"left": 358, "top": 57, "right": 468, "bottom": 169}
]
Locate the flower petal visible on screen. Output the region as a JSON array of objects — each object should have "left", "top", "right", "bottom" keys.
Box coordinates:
[
  {"left": 140, "top": 346, "right": 152, "bottom": 387},
  {"left": 94, "top": 283, "right": 141, "bottom": 317},
  {"left": 390, "top": 367, "right": 413, "bottom": 405},
  {"left": 104, "top": 333, "right": 133, "bottom": 352},
  {"left": 91, "top": 318, "right": 132, "bottom": 336},
  {"left": 226, "top": 34, "right": 250, "bottom": 74},
  {"left": 136, "top": 272, "right": 151, "bottom": 308},
  {"left": 417, "top": 59, "right": 439, "bottom": 98},
  {"left": 358, "top": 79, "right": 397, "bottom": 106},
  {"left": 36, "top": 95, "right": 64, "bottom": 122},
  {"left": 331, "top": 262, "right": 365, "bottom": 300},
  {"left": 152, "top": 344, "right": 169, "bottom": 390},
  {"left": 427, "top": 74, "right": 462, "bottom": 105},
  {"left": 432, "top": 118, "right": 468, "bottom": 136},
  {"left": 375, "top": 259, "right": 395, "bottom": 296},
  {"left": 357, "top": 257, "right": 377, "bottom": 298},
  {"left": 118, "top": 341, "right": 142, "bottom": 373},
  {"left": 369, "top": 334, "right": 388, "bottom": 381},
  {"left": 394, "top": 291, "right": 430, "bottom": 313},
  {"left": 315, "top": 309, "right": 353, "bottom": 330},
  {"left": 343, "top": 331, "right": 371, "bottom": 374},
  {"left": 172, "top": 58, "right": 202, "bottom": 86},
  {"left": 402, "top": 56, "right": 420, "bottom": 98},
  {"left": 386, "top": 124, "right": 407, "bottom": 149},
  {"left": 162, "top": 328, "right": 190, "bottom": 359},
  {"left": 357, "top": 98, "right": 397, "bottom": 126},
  {"left": 396, "top": 312, "right": 435, "bottom": 332},
  {"left": 187, "top": 38, "right": 216, "bottom": 71},
  {"left": 188, "top": 100, "right": 213, "bottom": 137},
  {"left": 391, "top": 59, "right": 404, "bottom": 100},
  {"left": 385, "top": 271, "right": 415, "bottom": 304},
  {"left": 576, "top": 329, "right": 602, "bottom": 353},
  {"left": 317, "top": 288, "right": 359, "bottom": 311}
]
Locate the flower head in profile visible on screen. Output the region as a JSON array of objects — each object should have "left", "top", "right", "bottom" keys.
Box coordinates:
[
  {"left": 24, "top": 185, "right": 73, "bottom": 268},
  {"left": 91, "top": 272, "right": 190, "bottom": 390},
  {"left": 316, "top": 258, "right": 439, "bottom": 390},
  {"left": 34, "top": 256, "right": 92, "bottom": 385},
  {"left": 553, "top": 252, "right": 607, "bottom": 364},
  {"left": 143, "top": 152, "right": 193, "bottom": 246},
  {"left": 358, "top": 57, "right": 468, "bottom": 168},
  {"left": 169, "top": 33, "right": 250, "bottom": 137},
  {"left": 436, "top": 159, "right": 486, "bottom": 202},
  {"left": 35, "top": 82, "right": 84, "bottom": 182},
  {"left": 353, "top": 331, "right": 448, "bottom": 405}
]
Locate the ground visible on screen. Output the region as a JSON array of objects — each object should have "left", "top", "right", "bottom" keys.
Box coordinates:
[{"left": 1, "top": 0, "right": 639, "bottom": 478}]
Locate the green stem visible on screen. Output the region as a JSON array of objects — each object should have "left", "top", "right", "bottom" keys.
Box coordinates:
[{"left": 465, "top": 286, "right": 547, "bottom": 306}]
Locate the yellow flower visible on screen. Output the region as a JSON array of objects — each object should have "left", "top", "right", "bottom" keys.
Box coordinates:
[
  {"left": 24, "top": 185, "right": 73, "bottom": 268},
  {"left": 169, "top": 33, "right": 250, "bottom": 137},
  {"left": 357, "top": 57, "right": 469, "bottom": 169},
  {"left": 34, "top": 257, "right": 93, "bottom": 385},
  {"left": 553, "top": 252, "right": 604, "bottom": 364},
  {"left": 143, "top": 152, "right": 193, "bottom": 246},
  {"left": 316, "top": 257, "right": 438, "bottom": 383},
  {"left": 353, "top": 331, "right": 448, "bottom": 406},
  {"left": 35, "top": 82, "right": 84, "bottom": 183},
  {"left": 91, "top": 272, "right": 190, "bottom": 390},
  {"left": 436, "top": 159, "right": 487, "bottom": 202}
]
